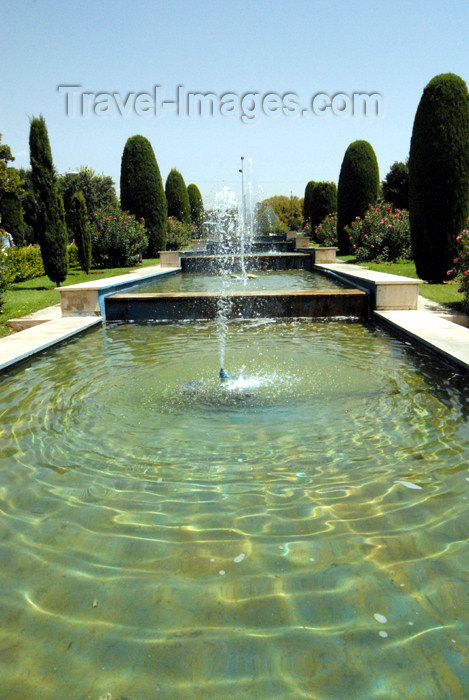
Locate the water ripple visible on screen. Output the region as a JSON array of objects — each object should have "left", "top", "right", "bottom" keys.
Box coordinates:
[{"left": 0, "top": 320, "right": 468, "bottom": 698}]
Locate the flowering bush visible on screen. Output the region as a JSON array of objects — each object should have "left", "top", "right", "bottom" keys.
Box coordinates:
[
  {"left": 166, "top": 216, "right": 192, "bottom": 250},
  {"left": 314, "top": 213, "right": 338, "bottom": 247},
  {"left": 190, "top": 223, "right": 203, "bottom": 239},
  {"left": 447, "top": 217, "right": 469, "bottom": 313},
  {"left": 89, "top": 206, "right": 148, "bottom": 268},
  {"left": 347, "top": 202, "right": 411, "bottom": 263}
]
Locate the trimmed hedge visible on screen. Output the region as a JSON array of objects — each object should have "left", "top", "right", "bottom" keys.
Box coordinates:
[
  {"left": 409, "top": 73, "right": 469, "bottom": 282},
  {"left": 5, "top": 245, "right": 45, "bottom": 282},
  {"left": 337, "top": 140, "right": 379, "bottom": 254},
  {"left": 166, "top": 169, "right": 191, "bottom": 224},
  {"left": 187, "top": 183, "right": 204, "bottom": 230},
  {"left": 67, "top": 242, "right": 80, "bottom": 269},
  {"left": 303, "top": 181, "right": 316, "bottom": 227},
  {"left": 120, "top": 135, "right": 167, "bottom": 255},
  {"left": 310, "top": 182, "right": 338, "bottom": 232}
]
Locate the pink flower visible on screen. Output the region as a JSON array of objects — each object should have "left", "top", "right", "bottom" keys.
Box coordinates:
[
  {"left": 447, "top": 269, "right": 453, "bottom": 276},
  {"left": 464, "top": 270, "right": 469, "bottom": 276}
]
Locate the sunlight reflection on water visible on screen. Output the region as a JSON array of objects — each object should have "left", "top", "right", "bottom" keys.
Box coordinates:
[{"left": 0, "top": 319, "right": 468, "bottom": 699}]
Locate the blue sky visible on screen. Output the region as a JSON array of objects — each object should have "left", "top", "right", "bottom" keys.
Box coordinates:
[{"left": 2, "top": 0, "right": 468, "bottom": 207}]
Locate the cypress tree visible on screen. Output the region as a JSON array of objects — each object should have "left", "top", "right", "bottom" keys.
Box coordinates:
[
  {"left": 165, "top": 169, "right": 191, "bottom": 224},
  {"left": 187, "top": 183, "right": 204, "bottom": 230},
  {"left": 29, "top": 116, "right": 68, "bottom": 285},
  {"left": 337, "top": 140, "right": 379, "bottom": 254},
  {"left": 409, "top": 73, "right": 469, "bottom": 282},
  {"left": 303, "top": 181, "right": 316, "bottom": 227},
  {"left": 381, "top": 161, "right": 409, "bottom": 210},
  {"left": 69, "top": 191, "right": 91, "bottom": 273},
  {"left": 120, "top": 135, "right": 167, "bottom": 255},
  {"left": 310, "top": 182, "right": 338, "bottom": 232},
  {"left": 0, "top": 192, "right": 26, "bottom": 246}
]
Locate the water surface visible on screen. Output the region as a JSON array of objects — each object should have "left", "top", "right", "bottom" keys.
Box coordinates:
[
  {"left": 133, "top": 269, "right": 346, "bottom": 294},
  {"left": 0, "top": 320, "right": 468, "bottom": 699}
]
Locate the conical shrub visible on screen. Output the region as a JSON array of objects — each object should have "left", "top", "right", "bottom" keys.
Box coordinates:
[
  {"left": 337, "top": 140, "right": 379, "bottom": 254},
  {"left": 121, "top": 135, "right": 167, "bottom": 255},
  {"left": 165, "top": 169, "right": 191, "bottom": 225},
  {"left": 409, "top": 73, "right": 469, "bottom": 281}
]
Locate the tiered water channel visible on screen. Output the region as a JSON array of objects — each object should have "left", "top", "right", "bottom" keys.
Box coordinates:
[{"left": 1, "top": 194, "right": 469, "bottom": 698}]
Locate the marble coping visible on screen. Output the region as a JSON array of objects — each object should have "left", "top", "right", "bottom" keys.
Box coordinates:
[
  {"left": 58, "top": 265, "right": 180, "bottom": 316},
  {"left": 314, "top": 262, "right": 422, "bottom": 310}
]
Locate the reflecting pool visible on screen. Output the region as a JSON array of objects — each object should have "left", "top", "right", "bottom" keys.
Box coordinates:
[
  {"left": 132, "top": 269, "right": 347, "bottom": 294},
  {"left": 0, "top": 319, "right": 468, "bottom": 699}
]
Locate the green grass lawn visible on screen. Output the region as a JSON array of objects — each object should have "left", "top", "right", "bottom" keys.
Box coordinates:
[
  {"left": 338, "top": 256, "right": 465, "bottom": 309},
  {"left": 0, "top": 258, "right": 160, "bottom": 338}
]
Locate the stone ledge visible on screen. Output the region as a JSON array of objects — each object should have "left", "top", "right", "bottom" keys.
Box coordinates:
[
  {"left": 375, "top": 309, "right": 469, "bottom": 373},
  {"left": 315, "top": 262, "right": 422, "bottom": 310},
  {"left": 159, "top": 251, "right": 180, "bottom": 267},
  {"left": 58, "top": 265, "right": 180, "bottom": 316},
  {"left": 0, "top": 316, "right": 102, "bottom": 372},
  {"left": 105, "top": 289, "right": 368, "bottom": 322}
]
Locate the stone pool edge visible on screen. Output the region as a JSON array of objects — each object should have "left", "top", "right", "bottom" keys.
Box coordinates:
[
  {"left": 1, "top": 261, "right": 469, "bottom": 374},
  {"left": 0, "top": 316, "right": 102, "bottom": 372}
]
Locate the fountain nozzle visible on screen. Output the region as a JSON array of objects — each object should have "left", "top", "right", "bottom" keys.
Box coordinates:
[{"left": 219, "top": 368, "right": 230, "bottom": 381}]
